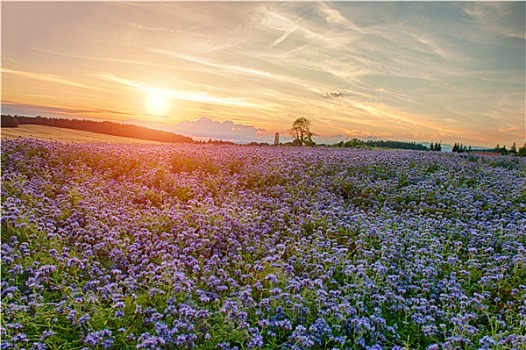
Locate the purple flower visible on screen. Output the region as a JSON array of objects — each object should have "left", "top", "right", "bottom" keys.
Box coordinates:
[
  {"left": 136, "top": 333, "right": 166, "bottom": 349},
  {"left": 78, "top": 313, "right": 90, "bottom": 325},
  {"left": 40, "top": 330, "right": 55, "bottom": 341}
]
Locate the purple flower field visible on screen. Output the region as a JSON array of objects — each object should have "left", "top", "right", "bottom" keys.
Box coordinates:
[{"left": 1, "top": 138, "right": 525, "bottom": 349}]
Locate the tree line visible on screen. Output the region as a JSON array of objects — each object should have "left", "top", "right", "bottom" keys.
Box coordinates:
[
  {"left": 494, "top": 142, "right": 526, "bottom": 156},
  {"left": 334, "top": 138, "right": 431, "bottom": 151},
  {"left": 289, "top": 117, "right": 526, "bottom": 156},
  {"left": 452, "top": 143, "right": 471, "bottom": 153},
  {"left": 1, "top": 115, "right": 193, "bottom": 143},
  {"left": 494, "top": 142, "right": 526, "bottom": 157},
  {"left": 289, "top": 117, "right": 435, "bottom": 150},
  {"left": 450, "top": 141, "right": 526, "bottom": 156}
]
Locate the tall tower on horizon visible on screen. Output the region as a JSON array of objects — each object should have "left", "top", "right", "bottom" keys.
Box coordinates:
[{"left": 274, "top": 133, "right": 279, "bottom": 146}]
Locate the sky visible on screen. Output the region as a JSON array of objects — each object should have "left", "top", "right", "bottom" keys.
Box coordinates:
[{"left": 1, "top": 1, "right": 525, "bottom": 147}]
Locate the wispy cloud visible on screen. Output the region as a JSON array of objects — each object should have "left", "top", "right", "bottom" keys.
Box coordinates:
[
  {"left": 151, "top": 50, "right": 274, "bottom": 80},
  {"left": 1, "top": 100, "right": 134, "bottom": 118},
  {"left": 127, "top": 22, "right": 174, "bottom": 33},
  {"left": 1, "top": 68, "right": 101, "bottom": 91},
  {"left": 98, "top": 73, "right": 273, "bottom": 109},
  {"left": 149, "top": 48, "right": 328, "bottom": 101},
  {"left": 460, "top": 2, "right": 526, "bottom": 40},
  {"left": 34, "top": 48, "right": 145, "bottom": 66}
]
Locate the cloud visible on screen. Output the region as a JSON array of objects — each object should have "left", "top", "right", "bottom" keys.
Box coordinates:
[
  {"left": 150, "top": 48, "right": 319, "bottom": 97},
  {"left": 127, "top": 22, "right": 174, "bottom": 33},
  {"left": 460, "top": 2, "right": 526, "bottom": 40},
  {"left": 1, "top": 68, "right": 102, "bottom": 91},
  {"left": 98, "top": 73, "right": 268, "bottom": 109},
  {"left": 323, "top": 92, "right": 346, "bottom": 99},
  {"left": 35, "top": 48, "right": 145, "bottom": 66},
  {"left": 171, "top": 116, "right": 267, "bottom": 143},
  {"left": 1, "top": 100, "right": 134, "bottom": 119},
  {"left": 151, "top": 50, "right": 274, "bottom": 80}
]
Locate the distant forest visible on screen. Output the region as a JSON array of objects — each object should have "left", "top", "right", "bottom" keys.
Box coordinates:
[
  {"left": 1, "top": 115, "right": 193, "bottom": 143},
  {"left": 334, "top": 138, "right": 430, "bottom": 151}
]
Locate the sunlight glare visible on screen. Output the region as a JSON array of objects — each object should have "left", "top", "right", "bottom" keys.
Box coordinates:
[{"left": 145, "top": 90, "right": 172, "bottom": 116}]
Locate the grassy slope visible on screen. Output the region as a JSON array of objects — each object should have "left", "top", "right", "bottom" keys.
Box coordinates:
[{"left": 1, "top": 125, "right": 167, "bottom": 144}]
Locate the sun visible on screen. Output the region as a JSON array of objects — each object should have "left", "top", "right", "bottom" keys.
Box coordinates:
[{"left": 144, "top": 91, "right": 172, "bottom": 116}]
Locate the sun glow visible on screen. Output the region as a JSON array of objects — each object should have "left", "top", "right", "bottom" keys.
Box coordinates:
[{"left": 144, "top": 90, "right": 172, "bottom": 116}]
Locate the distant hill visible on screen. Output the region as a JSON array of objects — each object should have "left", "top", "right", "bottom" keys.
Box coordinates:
[{"left": 1, "top": 115, "right": 193, "bottom": 144}]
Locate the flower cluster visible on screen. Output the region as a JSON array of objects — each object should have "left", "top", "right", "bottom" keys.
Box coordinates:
[{"left": 2, "top": 138, "right": 525, "bottom": 349}]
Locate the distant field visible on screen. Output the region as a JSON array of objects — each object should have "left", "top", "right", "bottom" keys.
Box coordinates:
[{"left": 1, "top": 125, "right": 167, "bottom": 144}]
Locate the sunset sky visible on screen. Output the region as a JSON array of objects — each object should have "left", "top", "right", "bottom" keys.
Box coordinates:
[{"left": 2, "top": 1, "right": 525, "bottom": 147}]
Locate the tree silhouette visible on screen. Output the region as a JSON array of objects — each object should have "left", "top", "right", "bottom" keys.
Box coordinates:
[
  {"left": 1, "top": 115, "right": 19, "bottom": 127},
  {"left": 290, "top": 117, "right": 314, "bottom": 146},
  {"left": 452, "top": 143, "right": 469, "bottom": 153},
  {"left": 510, "top": 142, "right": 517, "bottom": 154}
]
